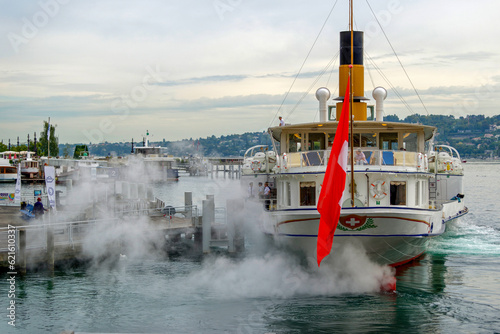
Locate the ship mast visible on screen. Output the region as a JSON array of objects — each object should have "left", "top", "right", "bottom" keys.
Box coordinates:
[
  {"left": 335, "top": 0, "right": 369, "bottom": 206},
  {"left": 349, "top": 0, "right": 354, "bottom": 207}
]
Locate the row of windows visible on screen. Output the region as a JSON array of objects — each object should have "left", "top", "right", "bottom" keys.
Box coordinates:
[
  {"left": 279, "top": 180, "right": 427, "bottom": 207},
  {"left": 0, "top": 167, "right": 17, "bottom": 173},
  {"left": 288, "top": 132, "right": 419, "bottom": 152}
]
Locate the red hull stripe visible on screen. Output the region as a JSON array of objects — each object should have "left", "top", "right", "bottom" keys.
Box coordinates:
[{"left": 277, "top": 216, "right": 430, "bottom": 227}]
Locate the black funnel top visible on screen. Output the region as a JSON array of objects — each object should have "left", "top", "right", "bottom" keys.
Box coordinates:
[{"left": 340, "top": 31, "right": 363, "bottom": 65}]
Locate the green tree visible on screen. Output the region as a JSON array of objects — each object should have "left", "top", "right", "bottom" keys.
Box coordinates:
[
  {"left": 13, "top": 145, "right": 28, "bottom": 152},
  {"left": 74, "top": 144, "right": 89, "bottom": 159},
  {"left": 0, "top": 142, "right": 7, "bottom": 152},
  {"left": 39, "top": 120, "right": 59, "bottom": 156}
]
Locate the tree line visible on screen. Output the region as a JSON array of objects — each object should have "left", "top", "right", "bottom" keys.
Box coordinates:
[{"left": 1, "top": 115, "right": 499, "bottom": 159}]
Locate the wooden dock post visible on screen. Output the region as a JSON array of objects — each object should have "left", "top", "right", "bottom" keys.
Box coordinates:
[
  {"left": 46, "top": 226, "right": 54, "bottom": 271},
  {"left": 227, "top": 199, "right": 245, "bottom": 253},
  {"left": 185, "top": 192, "right": 192, "bottom": 219},
  {"left": 66, "top": 179, "right": 73, "bottom": 192},
  {"left": 185, "top": 191, "right": 192, "bottom": 206},
  {"left": 122, "top": 182, "right": 130, "bottom": 199},
  {"left": 18, "top": 229, "right": 27, "bottom": 274},
  {"left": 202, "top": 196, "right": 214, "bottom": 254}
]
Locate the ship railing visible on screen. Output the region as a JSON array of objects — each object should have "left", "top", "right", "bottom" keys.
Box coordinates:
[
  {"left": 0, "top": 204, "right": 202, "bottom": 253},
  {"left": 0, "top": 218, "right": 100, "bottom": 253},
  {"left": 280, "top": 149, "right": 426, "bottom": 171},
  {"left": 117, "top": 203, "right": 199, "bottom": 223}
]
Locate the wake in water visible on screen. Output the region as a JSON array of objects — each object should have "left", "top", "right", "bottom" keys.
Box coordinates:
[
  {"left": 186, "top": 244, "right": 396, "bottom": 298},
  {"left": 429, "top": 214, "right": 500, "bottom": 256}
]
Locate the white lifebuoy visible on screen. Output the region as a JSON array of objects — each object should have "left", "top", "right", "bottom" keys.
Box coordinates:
[
  {"left": 370, "top": 180, "right": 387, "bottom": 200},
  {"left": 444, "top": 160, "right": 453, "bottom": 172}
]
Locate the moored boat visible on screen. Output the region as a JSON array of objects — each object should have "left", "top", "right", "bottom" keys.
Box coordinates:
[
  {"left": 129, "top": 131, "right": 179, "bottom": 181},
  {"left": 0, "top": 158, "right": 17, "bottom": 183},
  {"left": 241, "top": 7, "right": 468, "bottom": 267},
  {"left": 20, "top": 151, "right": 40, "bottom": 178}
]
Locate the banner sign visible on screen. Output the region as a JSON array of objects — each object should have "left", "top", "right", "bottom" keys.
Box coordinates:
[
  {"left": 0, "top": 193, "right": 15, "bottom": 202},
  {"left": 14, "top": 163, "right": 21, "bottom": 203},
  {"left": 44, "top": 166, "right": 56, "bottom": 209}
]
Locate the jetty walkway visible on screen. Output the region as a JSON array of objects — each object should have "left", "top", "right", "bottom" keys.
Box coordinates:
[{"left": 0, "top": 192, "right": 244, "bottom": 272}]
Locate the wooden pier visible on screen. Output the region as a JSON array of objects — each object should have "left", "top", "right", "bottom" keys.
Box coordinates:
[{"left": 0, "top": 192, "right": 245, "bottom": 272}]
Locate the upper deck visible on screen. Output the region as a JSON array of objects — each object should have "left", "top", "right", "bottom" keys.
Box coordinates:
[{"left": 270, "top": 120, "right": 436, "bottom": 155}]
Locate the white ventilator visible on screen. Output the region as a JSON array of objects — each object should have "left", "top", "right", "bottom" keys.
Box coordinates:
[
  {"left": 372, "top": 86, "right": 387, "bottom": 122},
  {"left": 316, "top": 87, "right": 331, "bottom": 122}
]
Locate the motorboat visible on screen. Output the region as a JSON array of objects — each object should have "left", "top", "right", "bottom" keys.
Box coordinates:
[
  {"left": 0, "top": 158, "right": 17, "bottom": 183},
  {"left": 20, "top": 151, "right": 40, "bottom": 178}
]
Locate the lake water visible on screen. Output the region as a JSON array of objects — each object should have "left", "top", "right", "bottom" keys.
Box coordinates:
[{"left": 1, "top": 163, "right": 499, "bottom": 333}]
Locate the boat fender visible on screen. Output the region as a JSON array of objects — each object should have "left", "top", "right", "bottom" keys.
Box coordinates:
[
  {"left": 370, "top": 180, "right": 387, "bottom": 200},
  {"left": 417, "top": 153, "right": 423, "bottom": 169},
  {"left": 282, "top": 153, "right": 288, "bottom": 170},
  {"left": 423, "top": 154, "right": 428, "bottom": 172}
]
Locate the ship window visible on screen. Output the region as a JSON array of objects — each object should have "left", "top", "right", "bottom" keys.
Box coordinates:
[
  {"left": 403, "top": 132, "right": 418, "bottom": 152},
  {"left": 361, "top": 133, "right": 377, "bottom": 147},
  {"left": 390, "top": 181, "right": 406, "bottom": 205},
  {"left": 308, "top": 133, "right": 325, "bottom": 151},
  {"left": 300, "top": 181, "right": 316, "bottom": 206},
  {"left": 352, "top": 133, "right": 360, "bottom": 147},
  {"left": 380, "top": 133, "right": 398, "bottom": 150},
  {"left": 289, "top": 133, "right": 302, "bottom": 152},
  {"left": 327, "top": 133, "right": 335, "bottom": 148}
]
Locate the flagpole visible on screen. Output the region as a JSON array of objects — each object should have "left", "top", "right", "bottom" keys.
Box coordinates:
[
  {"left": 349, "top": 0, "right": 355, "bottom": 207},
  {"left": 47, "top": 117, "right": 50, "bottom": 166}
]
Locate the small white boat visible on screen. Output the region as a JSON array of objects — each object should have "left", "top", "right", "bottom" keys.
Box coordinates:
[
  {"left": 0, "top": 158, "right": 17, "bottom": 183},
  {"left": 129, "top": 131, "right": 179, "bottom": 181},
  {"left": 20, "top": 151, "right": 39, "bottom": 178}
]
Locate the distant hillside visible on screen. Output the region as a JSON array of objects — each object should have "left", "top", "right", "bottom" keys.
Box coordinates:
[
  {"left": 385, "top": 114, "right": 500, "bottom": 158},
  {"left": 58, "top": 114, "right": 500, "bottom": 159}
]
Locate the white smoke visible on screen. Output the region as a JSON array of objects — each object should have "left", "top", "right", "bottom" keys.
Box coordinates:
[{"left": 186, "top": 244, "right": 395, "bottom": 298}]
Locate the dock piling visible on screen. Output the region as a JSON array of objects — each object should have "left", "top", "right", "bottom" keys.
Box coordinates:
[
  {"left": 185, "top": 192, "right": 192, "bottom": 219},
  {"left": 202, "top": 196, "right": 215, "bottom": 254},
  {"left": 227, "top": 199, "right": 245, "bottom": 253}
]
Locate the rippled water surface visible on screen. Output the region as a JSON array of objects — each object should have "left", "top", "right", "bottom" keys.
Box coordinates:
[{"left": 1, "top": 163, "right": 499, "bottom": 333}]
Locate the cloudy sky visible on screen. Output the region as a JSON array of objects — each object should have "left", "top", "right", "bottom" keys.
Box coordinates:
[{"left": 0, "top": 0, "right": 499, "bottom": 145}]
